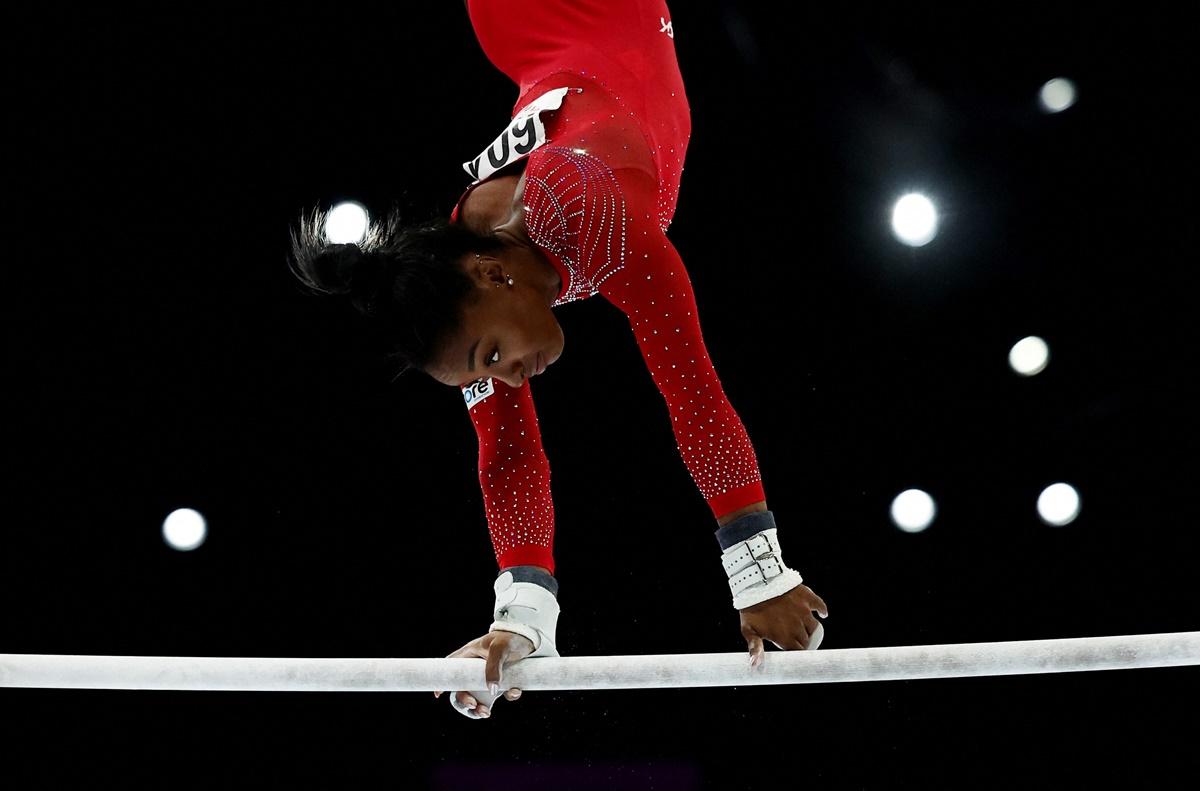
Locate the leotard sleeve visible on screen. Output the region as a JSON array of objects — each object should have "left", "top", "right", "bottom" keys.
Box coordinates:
[
  {"left": 522, "top": 142, "right": 768, "bottom": 520},
  {"left": 460, "top": 376, "right": 557, "bottom": 575}
]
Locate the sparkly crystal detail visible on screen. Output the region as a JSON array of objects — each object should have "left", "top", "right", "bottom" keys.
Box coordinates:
[
  {"left": 523, "top": 145, "right": 628, "bottom": 307},
  {"left": 454, "top": 4, "right": 762, "bottom": 576}
]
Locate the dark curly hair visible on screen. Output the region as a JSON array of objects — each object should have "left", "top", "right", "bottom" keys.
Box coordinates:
[{"left": 287, "top": 202, "right": 505, "bottom": 379}]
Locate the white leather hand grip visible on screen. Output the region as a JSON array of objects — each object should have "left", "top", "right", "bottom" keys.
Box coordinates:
[
  {"left": 720, "top": 527, "right": 804, "bottom": 610},
  {"left": 488, "top": 571, "right": 561, "bottom": 658}
]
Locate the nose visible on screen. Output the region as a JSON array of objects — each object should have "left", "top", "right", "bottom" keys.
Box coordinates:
[{"left": 502, "top": 359, "right": 531, "bottom": 388}]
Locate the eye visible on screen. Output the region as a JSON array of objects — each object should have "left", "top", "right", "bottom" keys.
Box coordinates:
[{"left": 486, "top": 348, "right": 500, "bottom": 366}]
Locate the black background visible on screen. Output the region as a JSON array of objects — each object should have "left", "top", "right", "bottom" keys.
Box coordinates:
[{"left": 5, "top": 2, "right": 1197, "bottom": 787}]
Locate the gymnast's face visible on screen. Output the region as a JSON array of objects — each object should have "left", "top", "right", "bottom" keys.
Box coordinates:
[{"left": 426, "top": 252, "right": 565, "bottom": 390}]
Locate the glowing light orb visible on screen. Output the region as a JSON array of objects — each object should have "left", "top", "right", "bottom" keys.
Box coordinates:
[
  {"left": 891, "top": 193, "right": 939, "bottom": 247},
  {"left": 1009, "top": 336, "right": 1051, "bottom": 377},
  {"left": 891, "top": 489, "right": 937, "bottom": 533},
  {"left": 324, "top": 201, "right": 370, "bottom": 244},
  {"left": 1039, "top": 78, "right": 1077, "bottom": 113},
  {"left": 1037, "top": 483, "right": 1082, "bottom": 526},
  {"left": 163, "top": 508, "right": 207, "bottom": 551}
]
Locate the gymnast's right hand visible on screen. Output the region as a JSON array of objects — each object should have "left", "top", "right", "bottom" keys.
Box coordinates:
[{"left": 434, "top": 630, "right": 534, "bottom": 719}]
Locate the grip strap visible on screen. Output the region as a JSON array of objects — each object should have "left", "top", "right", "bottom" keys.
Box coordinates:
[{"left": 714, "top": 511, "right": 804, "bottom": 610}]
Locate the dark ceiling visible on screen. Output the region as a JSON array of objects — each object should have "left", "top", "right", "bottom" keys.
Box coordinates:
[{"left": 6, "top": 2, "right": 1195, "bottom": 787}]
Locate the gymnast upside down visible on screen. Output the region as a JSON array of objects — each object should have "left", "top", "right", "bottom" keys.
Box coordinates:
[{"left": 288, "top": 0, "right": 829, "bottom": 720}]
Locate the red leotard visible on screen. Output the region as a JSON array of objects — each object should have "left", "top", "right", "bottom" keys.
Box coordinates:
[{"left": 454, "top": 1, "right": 766, "bottom": 575}]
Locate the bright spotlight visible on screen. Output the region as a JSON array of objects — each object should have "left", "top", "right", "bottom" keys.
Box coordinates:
[
  {"left": 163, "top": 508, "right": 207, "bottom": 552},
  {"left": 324, "top": 201, "right": 370, "bottom": 244},
  {"left": 1037, "top": 483, "right": 1082, "bottom": 526},
  {"left": 891, "top": 193, "right": 939, "bottom": 247},
  {"left": 1009, "top": 336, "right": 1051, "bottom": 377},
  {"left": 1039, "top": 78, "right": 1077, "bottom": 113},
  {"left": 890, "top": 488, "right": 937, "bottom": 533}
]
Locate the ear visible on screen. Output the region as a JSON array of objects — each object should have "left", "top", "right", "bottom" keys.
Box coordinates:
[{"left": 477, "top": 258, "right": 510, "bottom": 288}]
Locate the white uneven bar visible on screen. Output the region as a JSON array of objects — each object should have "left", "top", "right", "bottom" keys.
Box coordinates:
[{"left": 1, "top": 632, "right": 1197, "bottom": 692}]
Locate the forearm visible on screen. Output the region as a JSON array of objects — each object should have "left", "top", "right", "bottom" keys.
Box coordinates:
[
  {"left": 466, "top": 381, "right": 557, "bottom": 574},
  {"left": 479, "top": 465, "right": 557, "bottom": 574},
  {"left": 716, "top": 500, "right": 767, "bottom": 527}
]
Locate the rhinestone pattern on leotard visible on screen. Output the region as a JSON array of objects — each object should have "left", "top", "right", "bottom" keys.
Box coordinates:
[
  {"left": 457, "top": 1, "right": 765, "bottom": 575},
  {"left": 523, "top": 145, "right": 629, "bottom": 306},
  {"left": 462, "top": 132, "right": 766, "bottom": 574}
]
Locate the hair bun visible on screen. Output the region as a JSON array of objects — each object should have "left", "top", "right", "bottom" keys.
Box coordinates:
[{"left": 313, "top": 242, "right": 387, "bottom": 305}]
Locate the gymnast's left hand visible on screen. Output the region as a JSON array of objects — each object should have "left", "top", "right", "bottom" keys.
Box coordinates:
[{"left": 740, "top": 583, "right": 829, "bottom": 667}]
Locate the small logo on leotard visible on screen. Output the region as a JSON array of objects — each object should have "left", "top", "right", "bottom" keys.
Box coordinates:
[
  {"left": 462, "top": 377, "right": 495, "bottom": 410},
  {"left": 660, "top": 18, "right": 674, "bottom": 39}
]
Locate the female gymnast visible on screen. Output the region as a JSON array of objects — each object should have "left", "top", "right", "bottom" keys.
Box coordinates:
[{"left": 288, "top": 0, "right": 829, "bottom": 720}]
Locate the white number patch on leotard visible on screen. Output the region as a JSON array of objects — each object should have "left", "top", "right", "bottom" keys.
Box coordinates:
[
  {"left": 462, "top": 377, "right": 496, "bottom": 410},
  {"left": 462, "top": 86, "right": 572, "bottom": 184}
]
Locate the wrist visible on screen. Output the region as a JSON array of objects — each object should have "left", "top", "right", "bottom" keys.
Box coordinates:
[
  {"left": 497, "top": 565, "right": 558, "bottom": 596},
  {"left": 489, "top": 566, "right": 561, "bottom": 656},
  {"left": 714, "top": 510, "right": 804, "bottom": 609}
]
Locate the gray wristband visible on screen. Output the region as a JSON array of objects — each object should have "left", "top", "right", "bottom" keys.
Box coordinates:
[
  {"left": 498, "top": 565, "right": 559, "bottom": 597},
  {"left": 714, "top": 510, "right": 778, "bottom": 550}
]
